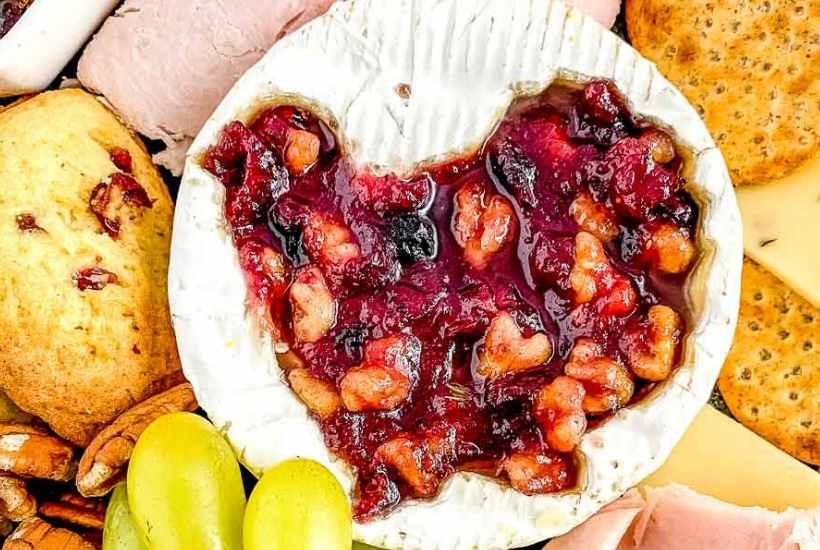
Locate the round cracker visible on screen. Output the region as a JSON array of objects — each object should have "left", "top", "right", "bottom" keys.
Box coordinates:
[
  {"left": 626, "top": 0, "right": 820, "bottom": 185},
  {"left": 719, "top": 259, "right": 819, "bottom": 465}
]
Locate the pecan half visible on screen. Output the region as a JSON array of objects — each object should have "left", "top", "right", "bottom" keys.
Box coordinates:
[
  {"left": 2, "top": 517, "right": 95, "bottom": 550},
  {"left": 39, "top": 493, "right": 105, "bottom": 530},
  {"left": 89, "top": 173, "right": 153, "bottom": 239},
  {"left": 76, "top": 384, "right": 197, "bottom": 497},
  {"left": 0, "top": 474, "right": 35, "bottom": 521},
  {"left": 0, "top": 424, "right": 76, "bottom": 481}
]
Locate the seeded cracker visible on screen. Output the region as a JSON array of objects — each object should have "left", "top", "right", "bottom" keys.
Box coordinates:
[
  {"left": 625, "top": 0, "right": 820, "bottom": 185},
  {"left": 719, "top": 259, "right": 819, "bottom": 465}
]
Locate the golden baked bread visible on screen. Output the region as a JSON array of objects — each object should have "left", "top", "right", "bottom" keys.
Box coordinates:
[
  {"left": 719, "top": 259, "right": 819, "bottom": 465},
  {"left": 0, "top": 89, "right": 181, "bottom": 446},
  {"left": 625, "top": 0, "right": 820, "bottom": 185}
]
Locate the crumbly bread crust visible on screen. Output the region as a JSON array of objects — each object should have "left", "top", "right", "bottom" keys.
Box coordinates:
[
  {"left": 0, "top": 89, "right": 181, "bottom": 446},
  {"left": 626, "top": 0, "right": 820, "bottom": 185}
]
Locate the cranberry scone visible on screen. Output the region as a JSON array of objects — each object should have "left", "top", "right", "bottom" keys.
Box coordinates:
[
  {"left": 170, "top": 1, "right": 742, "bottom": 548},
  {"left": 0, "top": 89, "right": 181, "bottom": 446}
]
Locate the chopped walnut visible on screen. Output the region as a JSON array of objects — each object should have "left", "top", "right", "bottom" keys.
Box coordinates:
[
  {"left": 501, "top": 451, "right": 573, "bottom": 495},
  {"left": 340, "top": 335, "right": 420, "bottom": 412},
  {"left": 477, "top": 312, "right": 551, "bottom": 380},
  {"left": 89, "top": 173, "right": 153, "bottom": 239},
  {"left": 76, "top": 384, "right": 197, "bottom": 497},
  {"left": 640, "top": 129, "right": 676, "bottom": 164},
  {"left": 3, "top": 517, "right": 95, "bottom": 550},
  {"left": 0, "top": 424, "right": 75, "bottom": 481},
  {"left": 303, "top": 214, "right": 360, "bottom": 270},
  {"left": 0, "top": 474, "right": 36, "bottom": 521},
  {"left": 645, "top": 223, "right": 696, "bottom": 274},
  {"left": 289, "top": 266, "right": 337, "bottom": 343},
  {"left": 570, "top": 193, "right": 619, "bottom": 243},
  {"left": 569, "top": 231, "right": 637, "bottom": 316},
  {"left": 453, "top": 182, "right": 516, "bottom": 269},
  {"left": 39, "top": 492, "right": 105, "bottom": 530},
  {"left": 376, "top": 429, "right": 456, "bottom": 497},
  {"left": 72, "top": 267, "right": 118, "bottom": 291},
  {"left": 564, "top": 339, "right": 634, "bottom": 414},
  {"left": 288, "top": 368, "right": 341, "bottom": 419},
  {"left": 623, "top": 305, "right": 684, "bottom": 381},
  {"left": 533, "top": 376, "right": 587, "bottom": 453},
  {"left": 284, "top": 129, "right": 320, "bottom": 175}
]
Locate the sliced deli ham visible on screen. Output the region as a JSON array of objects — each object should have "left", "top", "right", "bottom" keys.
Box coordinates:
[
  {"left": 77, "top": 0, "right": 334, "bottom": 174},
  {"left": 546, "top": 485, "right": 820, "bottom": 550}
]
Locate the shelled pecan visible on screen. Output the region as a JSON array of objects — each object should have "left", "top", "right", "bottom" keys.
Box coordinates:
[
  {"left": 0, "top": 474, "right": 35, "bottom": 521},
  {"left": 2, "top": 517, "right": 95, "bottom": 550},
  {"left": 0, "top": 424, "right": 76, "bottom": 481},
  {"left": 76, "top": 383, "right": 197, "bottom": 497},
  {"left": 39, "top": 492, "right": 105, "bottom": 530}
]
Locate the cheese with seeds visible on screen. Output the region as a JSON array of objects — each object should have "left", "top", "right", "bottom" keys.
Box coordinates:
[
  {"left": 738, "top": 154, "right": 820, "bottom": 309},
  {"left": 169, "top": 1, "right": 742, "bottom": 548}
]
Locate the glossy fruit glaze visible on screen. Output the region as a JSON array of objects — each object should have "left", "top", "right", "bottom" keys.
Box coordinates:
[
  {"left": 203, "top": 80, "right": 700, "bottom": 520},
  {"left": 0, "top": 0, "right": 31, "bottom": 39}
]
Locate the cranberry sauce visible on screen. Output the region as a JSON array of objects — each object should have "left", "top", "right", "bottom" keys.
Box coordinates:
[
  {"left": 0, "top": 0, "right": 31, "bottom": 39},
  {"left": 204, "top": 81, "right": 700, "bottom": 520}
]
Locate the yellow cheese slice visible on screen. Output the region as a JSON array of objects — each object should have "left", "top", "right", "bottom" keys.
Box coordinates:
[
  {"left": 737, "top": 154, "right": 820, "bottom": 308},
  {"left": 641, "top": 405, "right": 820, "bottom": 511}
]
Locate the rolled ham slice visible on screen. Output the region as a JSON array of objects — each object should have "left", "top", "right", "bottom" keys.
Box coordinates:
[{"left": 546, "top": 485, "right": 820, "bottom": 550}]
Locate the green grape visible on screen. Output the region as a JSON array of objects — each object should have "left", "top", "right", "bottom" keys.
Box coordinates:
[
  {"left": 244, "top": 458, "right": 351, "bottom": 550},
  {"left": 127, "top": 412, "right": 245, "bottom": 550},
  {"left": 102, "top": 483, "right": 147, "bottom": 550}
]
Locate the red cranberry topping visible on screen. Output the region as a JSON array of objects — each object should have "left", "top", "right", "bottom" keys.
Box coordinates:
[
  {"left": 73, "top": 267, "right": 118, "bottom": 291},
  {"left": 89, "top": 173, "right": 153, "bottom": 239},
  {"left": 15, "top": 213, "right": 43, "bottom": 232},
  {"left": 0, "top": 0, "right": 30, "bottom": 39},
  {"left": 204, "top": 81, "right": 699, "bottom": 520},
  {"left": 109, "top": 147, "right": 133, "bottom": 173}
]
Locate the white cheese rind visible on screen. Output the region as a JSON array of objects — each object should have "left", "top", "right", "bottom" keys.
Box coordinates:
[
  {"left": 0, "top": 0, "right": 118, "bottom": 97},
  {"left": 169, "top": 1, "right": 743, "bottom": 548}
]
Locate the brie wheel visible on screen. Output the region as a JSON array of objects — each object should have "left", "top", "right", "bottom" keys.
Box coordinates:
[
  {"left": 169, "top": 1, "right": 743, "bottom": 548},
  {"left": 0, "top": 0, "right": 119, "bottom": 97}
]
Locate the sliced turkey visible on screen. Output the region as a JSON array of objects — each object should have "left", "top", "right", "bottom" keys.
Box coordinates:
[{"left": 546, "top": 485, "right": 820, "bottom": 550}]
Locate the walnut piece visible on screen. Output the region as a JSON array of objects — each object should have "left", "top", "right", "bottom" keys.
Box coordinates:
[
  {"left": 0, "top": 474, "right": 36, "bottom": 521},
  {"left": 287, "top": 368, "right": 341, "bottom": 419},
  {"left": 3, "top": 517, "right": 95, "bottom": 550},
  {"left": 76, "top": 383, "right": 197, "bottom": 498},
  {"left": 39, "top": 492, "right": 105, "bottom": 530},
  {"left": 0, "top": 424, "right": 75, "bottom": 481},
  {"left": 477, "top": 312, "right": 552, "bottom": 380}
]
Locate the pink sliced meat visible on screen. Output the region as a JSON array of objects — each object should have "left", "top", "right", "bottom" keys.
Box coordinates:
[
  {"left": 78, "top": 0, "right": 334, "bottom": 173},
  {"left": 546, "top": 485, "right": 820, "bottom": 550},
  {"left": 546, "top": 489, "right": 644, "bottom": 550},
  {"left": 564, "top": 0, "right": 621, "bottom": 28}
]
